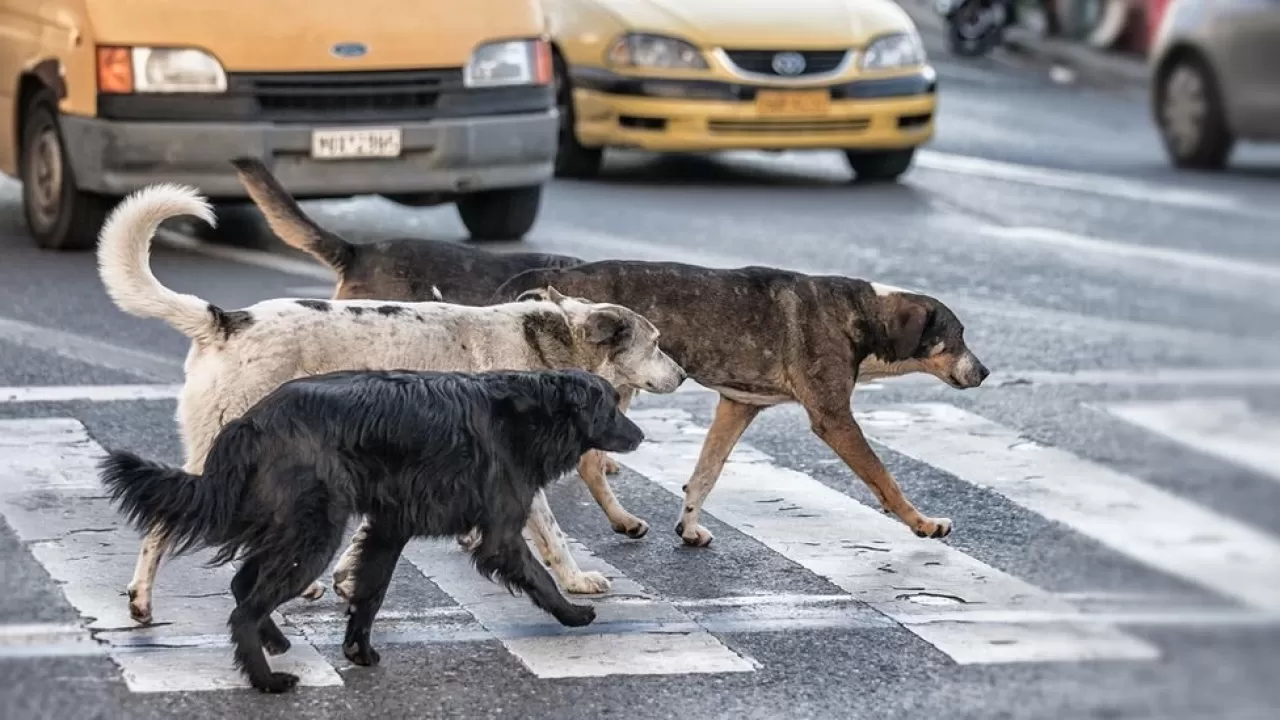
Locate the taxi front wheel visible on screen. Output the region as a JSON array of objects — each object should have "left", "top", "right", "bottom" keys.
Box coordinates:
[
  {"left": 553, "top": 53, "right": 604, "bottom": 179},
  {"left": 844, "top": 148, "right": 916, "bottom": 183}
]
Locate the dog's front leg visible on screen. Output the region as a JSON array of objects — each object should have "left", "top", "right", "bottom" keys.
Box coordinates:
[
  {"left": 525, "top": 489, "right": 609, "bottom": 594},
  {"left": 675, "top": 395, "right": 763, "bottom": 547},
  {"left": 577, "top": 451, "right": 648, "bottom": 538},
  {"left": 805, "top": 405, "right": 952, "bottom": 539}
]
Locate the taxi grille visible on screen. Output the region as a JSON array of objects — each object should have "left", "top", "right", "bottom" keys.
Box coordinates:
[
  {"left": 722, "top": 50, "right": 849, "bottom": 77},
  {"left": 708, "top": 118, "right": 870, "bottom": 135}
]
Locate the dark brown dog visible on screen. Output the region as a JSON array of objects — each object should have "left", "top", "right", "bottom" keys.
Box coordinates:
[{"left": 235, "top": 162, "right": 991, "bottom": 545}]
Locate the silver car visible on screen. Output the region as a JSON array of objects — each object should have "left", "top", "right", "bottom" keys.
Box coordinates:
[{"left": 1149, "top": 0, "right": 1280, "bottom": 169}]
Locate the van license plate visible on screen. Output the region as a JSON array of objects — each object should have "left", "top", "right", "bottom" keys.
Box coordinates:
[
  {"left": 310, "top": 128, "right": 403, "bottom": 160},
  {"left": 755, "top": 90, "right": 830, "bottom": 116}
]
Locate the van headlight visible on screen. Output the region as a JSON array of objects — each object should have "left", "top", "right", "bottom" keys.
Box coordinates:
[
  {"left": 96, "top": 46, "right": 228, "bottom": 93},
  {"left": 607, "top": 33, "right": 708, "bottom": 70},
  {"left": 860, "top": 32, "right": 927, "bottom": 70},
  {"left": 464, "top": 39, "right": 552, "bottom": 87}
]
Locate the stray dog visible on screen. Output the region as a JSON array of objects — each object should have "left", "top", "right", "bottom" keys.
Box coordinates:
[
  {"left": 99, "top": 368, "right": 645, "bottom": 693},
  {"left": 232, "top": 158, "right": 643, "bottom": 539},
  {"left": 494, "top": 262, "right": 990, "bottom": 546},
  {"left": 95, "top": 184, "right": 685, "bottom": 625}
]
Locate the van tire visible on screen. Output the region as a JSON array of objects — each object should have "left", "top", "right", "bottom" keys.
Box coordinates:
[
  {"left": 456, "top": 186, "right": 543, "bottom": 242},
  {"left": 20, "top": 89, "right": 114, "bottom": 251}
]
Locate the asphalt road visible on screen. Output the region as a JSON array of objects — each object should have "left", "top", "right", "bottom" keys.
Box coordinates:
[{"left": 2, "top": 47, "right": 1280, "bottom": 720}]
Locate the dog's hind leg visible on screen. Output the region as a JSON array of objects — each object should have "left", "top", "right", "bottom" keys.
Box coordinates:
[
  {"left": 676, "top": 395, "right": 763, "bottom": 547},
  {"left": 229, "top": 558, "right": 304, "bottom": 693},
  {"left": 525, "top": 490, "right": 609, "bottom": 594},
  {"left": 126, "top": 529, "right": 167, "bottom": 624},
  {"left": 341, "top": 524, "right": 407, "bottom": 668},
  {"left": 230, "top": 559, "right": 289, "bottom": 656},
  {"left": 331, "top": 518, "right": 370, "bottom": 603},
  {"left": 471, "top": 525, "right": 595, "bottom": 628}
]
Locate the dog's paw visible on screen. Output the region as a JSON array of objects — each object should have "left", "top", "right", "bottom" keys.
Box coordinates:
[
  {"left": 254, "top": 672, "right": 300, "bottom": 694},
  {"left": 562, "top": 571, "right": 611, "bottom": 595},
  {"left": 912, "top": 516, "right": 953, "bottom": 539},
  {"left": 610, "top": 515, "right": 649, "bottom": 539},
  {"left": 457, "top": 528, "right": 483, "bottom": 552},
  {"left": 126, "top": 589, "right": 153, "bottom": 626},
  {"left": 554, "top": 604, "right": 597, "bottom": 628},
  {"left": 675, "top": 522, "right": 714, "bottom": 547},
  {"left": 602, "top": 455, "right": 621, "bottom": 475},
  {"left": 300, "top": 581, "right": 326, "bottom": 601},
  {"left": 342, "top": 641, "right": 381, "bottom": 667}
]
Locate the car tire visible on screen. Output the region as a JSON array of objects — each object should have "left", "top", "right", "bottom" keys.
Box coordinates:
[
  {"left": 552, "top": 52, "right": 604, "bottom": 179},
  {"left": 844, "top": 148, "right": 916, "bottom": 183},
  {"left": 19, "top": 89, "right": 115, "bottom": 251},
  {"left": 1155, "top": 52, "right": 1233, "bottom": 170},
  {"left": 456, "top": 185, "right": 543, "bottom": 242}
]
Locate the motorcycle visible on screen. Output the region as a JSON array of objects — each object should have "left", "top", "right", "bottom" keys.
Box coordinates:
[{"left": 936, "top": 0, "right": 1019, "bottom": 57}]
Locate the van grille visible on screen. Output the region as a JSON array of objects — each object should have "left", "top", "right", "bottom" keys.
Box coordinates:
[{"left": 231, "top": 69, "right": 463, "bottom": 122}]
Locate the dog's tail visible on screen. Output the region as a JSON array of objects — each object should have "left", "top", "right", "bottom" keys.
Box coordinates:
[
  {"left": 99, "top": 420, "right": 259, "bottom": 561},
  {"left": 96, "top": 184, "right": 226, "bottom": 344},
  {"left": 231, "top": 157, "right": 355, "bottom": 273}
]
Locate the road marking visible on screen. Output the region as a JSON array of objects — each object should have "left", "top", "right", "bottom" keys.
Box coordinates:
[
  {"left": 1102, "top": 398, "right": 1280, "bottom": 484},
  {"left": 0, "top": 417, "right": 344, "bottom": 692},
  {"left": 622, "top": 408, "right": 1159, "bottom": 665},
  {"left": 0, "top": 623, "right": 103, "bottom": 659},
  {"left": 976, "top": 226, "right": 1280, "bottom": 286},
  {"left": 400, "top": 537, "right": 757, "bottom": 678},
  {"left": 0, "top": 316, "right": 183, "bottom": 382},
  {"left": 915, "top": 150, "right": 1267, "bottom": 219},
  {"left": 0, "top": 384, "right": 183, "bottom": 404},
  {"left": 154, "top": 229, "right": 335, "bottom": 280},
  {"left": 858, "top": 403, "right": 1280, "bottom": 612}
]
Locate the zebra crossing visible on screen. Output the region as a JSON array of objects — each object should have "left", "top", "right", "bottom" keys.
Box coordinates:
[{"left": 0, "top": 384, "right": 1276, "bottom": 693}]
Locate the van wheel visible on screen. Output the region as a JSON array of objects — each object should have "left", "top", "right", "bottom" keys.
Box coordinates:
[
  {"left": 20, "top": 90, "right": 114, "bottom": 251},
  {"left": 456, "top": 186, "right": 542, "bottom": 242},
  {"left": 845, "top": 148, "right": 916, "bottom": 182},
  {"left": 553, "top": 53, "right": 603, "bottom": 179},
  {"left": 1155, "top": 53, "right": 1233, "bottom": 170}
]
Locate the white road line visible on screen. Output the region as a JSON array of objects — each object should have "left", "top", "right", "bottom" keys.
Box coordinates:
[
  {"left": 400, "top": 537, "right": 757, "bottom": 678},
  {"left": 0, "top": 417, "right": 344, "bottom": 693},
  {"left": 0, "top": 623, "right": 103, "bottom": 659},
  {"left": 858, "top": 404, "right": 1280, "bottom": 612},
  {"left": 0, "top": 316, "right": 183, "bottom": 382},
  {"left": 976, "top": 226, "right": 1280, "bottom": 286},
  {"left": 153, "top": 229, "right": 336, "bottom": 280},
  {"left": 0, "top": 384, "right": 183, "bottom": 404},
  {"left": 623, "top": 408, "right": 1159, "bottom": 665},
  {"left": 1101, "top": 398, "right": 1280, "bottom": 485},
  {"left": 915, "top": 150, "right": 1267, "bottom": 219}
]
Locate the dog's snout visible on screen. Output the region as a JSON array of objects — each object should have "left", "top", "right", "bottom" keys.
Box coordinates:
[{"left": 977, "top": 363, "right": 991, "bottom": 383}]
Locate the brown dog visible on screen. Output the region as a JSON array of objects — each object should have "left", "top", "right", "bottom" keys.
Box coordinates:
[{"left": 236, "top": 162, "right": 990, "bottom": 545}]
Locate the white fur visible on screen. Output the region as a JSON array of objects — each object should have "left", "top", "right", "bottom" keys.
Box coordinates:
[{"left": 96, "top": 184, "right": 684, "bottom": 624}]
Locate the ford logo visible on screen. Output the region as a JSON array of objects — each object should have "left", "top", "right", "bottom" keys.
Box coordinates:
[
  {"left": 331, "top": 42, "right": 368, "bottom": 59},
  {"left": 771, "top": 51, "right": 807, "bottom": 76}
]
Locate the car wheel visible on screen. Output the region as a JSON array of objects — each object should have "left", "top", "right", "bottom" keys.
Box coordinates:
[
  {"left": 1155, "top": 53, "right": 1233, "bottom": 170},
  {"left": 20, "top": 89, "right": 114, "bottom": 251},
  {"left": 456, "top": 185, "right": 543, "bottom": 242},
  {"left": 844, "top": 148, "right": 916, "bottom": 183},
  {"left": 552, "top": 52, "right": 604, "bottom": 179}
]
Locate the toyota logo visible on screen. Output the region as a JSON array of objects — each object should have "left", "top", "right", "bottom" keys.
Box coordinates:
[{"left": 771, "top": 51, "right": 807, "bottom": 76}]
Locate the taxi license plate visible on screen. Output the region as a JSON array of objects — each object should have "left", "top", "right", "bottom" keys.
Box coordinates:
[
  {"left": 310, "top": 128, "right": 403, "bottom": 160},
  {"left": 755, "top": 89, "right": 831, "bottom": 116}
]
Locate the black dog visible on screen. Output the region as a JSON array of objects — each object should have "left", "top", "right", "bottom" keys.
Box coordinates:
[{"left": 99, "top": 368, "right": 644, "bottom": 694}]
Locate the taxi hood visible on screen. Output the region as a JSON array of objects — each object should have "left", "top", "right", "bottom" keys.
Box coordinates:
[
  {"left": 593, "top": 0, "right": 916, "bottom": 48},
  {"left": 82, "top": 0, "right": 546, "bottom": 71}
]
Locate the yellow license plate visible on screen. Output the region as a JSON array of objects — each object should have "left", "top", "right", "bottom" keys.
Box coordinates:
[{"left": 755, "top": 89, "right": 831, "bottom": 116}]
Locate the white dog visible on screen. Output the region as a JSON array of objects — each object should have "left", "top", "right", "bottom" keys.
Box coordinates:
[{"left": 96, "top": 184, "right": 685, "bottom": 625}]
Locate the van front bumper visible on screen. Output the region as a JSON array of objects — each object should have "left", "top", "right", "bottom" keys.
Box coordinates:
[{"left": 58, "top": 111, "right": 557, "bottom": 200}]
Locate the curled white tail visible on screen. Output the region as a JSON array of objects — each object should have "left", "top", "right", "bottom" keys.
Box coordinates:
[{"left": 96, "top": 184, "right": 223, "bottom": 343}]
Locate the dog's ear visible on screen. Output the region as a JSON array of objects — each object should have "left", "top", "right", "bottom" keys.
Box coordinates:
[
  {"left": 888, "top": 300, "right": 930, "bottom": 360},
  {"left": 584, "top": 308, "right": 634, "bottom": 348}
]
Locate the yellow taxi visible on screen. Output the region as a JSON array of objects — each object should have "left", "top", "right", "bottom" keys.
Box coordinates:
[{"left": 544, "top": 0, "right": 937, "bottom": 181}]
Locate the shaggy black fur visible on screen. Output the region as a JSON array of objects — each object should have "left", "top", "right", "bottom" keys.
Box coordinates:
[{"left": 99, "top": 368, "right": 644, "bottom": 694}]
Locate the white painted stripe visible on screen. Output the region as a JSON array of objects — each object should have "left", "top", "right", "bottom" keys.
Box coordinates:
[
  {"left": 0, "top": 384, "right": 182, "bottom": 404},
  {"left": 284, "top": 285, "right": 338, "bottom": 297},
  {"left": 0, "top": 417, "right": 344, "bottom": 692},
  {"left": 859, "top": 404, "right": 1280, "bottom": 612},
  {"left": 1102, "top": 398, "right": 1280, "bottom": 484},
  {"left": 976, "top": 226, "right": 1280, "bottom": 285},
  {"left": 154, "top": 228, "right": 336, "bottom": 280},
  {"left": 400, "top": 537, "right": 757, "bottom": 678},
  {"left": 623, "top": 408, "right": 1159, "bottom": 665},
  {"left": 0, "top": 316, "right": 183, "bottom": 382},
  {"left": 915, "top": 150, "right": 1266, "bottom": 218},
  {"left": 0, "top": 623, "right": 103, "bottom": 659}
]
